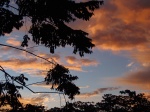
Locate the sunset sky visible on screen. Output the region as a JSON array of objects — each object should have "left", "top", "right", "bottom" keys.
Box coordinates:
[{"left": 0, "top": 0, "right": 150, "bottom": 109}]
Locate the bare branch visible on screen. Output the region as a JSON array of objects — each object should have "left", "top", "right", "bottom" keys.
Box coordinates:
[{"left": 0, "top": 43, "right": 57, "bottom": 65}]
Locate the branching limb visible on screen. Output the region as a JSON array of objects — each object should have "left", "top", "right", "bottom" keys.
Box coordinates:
[{"left": 0, "top": 66, "right": 62, "bottom": 94}]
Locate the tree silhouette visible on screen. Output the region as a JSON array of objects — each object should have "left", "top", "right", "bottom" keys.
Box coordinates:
[
  {"left": 0, "top": 0, "right": 104, "bottom": 111},
  {"left": 0, "top": 0, "right": 104, "bottom": 56}
]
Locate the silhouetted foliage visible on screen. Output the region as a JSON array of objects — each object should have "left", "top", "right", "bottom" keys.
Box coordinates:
[
  {"left": 0, "top": 66, "right": 30, "bottom": 110},
  {"left": 0, "top": 0, "right": 104, "bottom": 57},
  {"left": 45, "top": 101, "right": 98, "bottom": 112},
  {"left": 45, "top": 64, "right": 80, "bottom": 99},
  {"left": 46, "top": 90, "right": 150, "bottom": 112},
  {"left": 96, "top": 90, "right": 150, "bottom": 112}
]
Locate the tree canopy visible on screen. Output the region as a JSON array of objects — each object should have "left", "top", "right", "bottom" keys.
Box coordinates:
[
  {"left": 47, "top": 90, "right": 150, "bottom": 112},
  {"left": 0, "top": 0, "right": 104, "bottom": 56}
]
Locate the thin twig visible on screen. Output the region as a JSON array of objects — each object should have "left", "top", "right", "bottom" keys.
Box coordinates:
[{"left": 0, "top": 43, "right": 57, "bottom": 65}]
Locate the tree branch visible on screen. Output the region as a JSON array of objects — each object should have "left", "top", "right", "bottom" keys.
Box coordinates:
[
  {"left": 0, "top": 43, "right": 57, "bottom": 65},
  {"left": 0, "top": 66, "right": 63, "bottom": 94}
]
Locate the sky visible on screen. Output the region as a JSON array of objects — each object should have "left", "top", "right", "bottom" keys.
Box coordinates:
[{"left": 0, "top": 0, "right": 150, "bottom": 109}]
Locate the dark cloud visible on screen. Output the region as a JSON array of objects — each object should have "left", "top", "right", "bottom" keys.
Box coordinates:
[
  {"left": 93, "top": 21, "right": 148, "bottom": 50},
  {"left": 116, "top": 68, "right": 150, "bottom": 89},
  {"left": 117, "top": 68, "right": 150, "bottom": 84},
  {"left": 120, "top": 0, "right": 150, "bottom": 10},
  {"left": 77, "top": 87, "right": 119, "bottom": 98}
]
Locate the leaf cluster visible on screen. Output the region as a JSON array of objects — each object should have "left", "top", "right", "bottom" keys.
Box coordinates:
[{"left": 45, "top": 64, "right": 80, "bottom": 99}]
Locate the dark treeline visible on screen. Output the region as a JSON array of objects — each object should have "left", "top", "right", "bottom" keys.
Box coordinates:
[{"left": 1, "top": 90, "right": 150, "bottom": 112}]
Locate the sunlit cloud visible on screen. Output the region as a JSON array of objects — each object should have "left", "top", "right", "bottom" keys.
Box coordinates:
[
  {"left": 0, "top": 57, "right": 54, "bottom": 76},
  {"left": 66, "top": 56, "right": 99, "bottom": 66},
  {"left": 6, "top": 37, "right": 21, "bottom": 46},
  {"left": 68, "top": 0, "right": 150, "bottom": 51},
  {"left": 0, "top": 45, "right": 62, "bottom": 76},
  {"left": 19, "top": 94, "right": 54, "bottom": 106},
  {"left": 77, "top": 87, "right": 119, "bottom": 98},
  {"left": 0, "top": 42, "right": 99, "bottom": 74},
  {"left": 87, "top": 0, "right": 150, "bottom": 51},
  {"left": 65, "top": 56, "right": 99, "bottom": 71}
]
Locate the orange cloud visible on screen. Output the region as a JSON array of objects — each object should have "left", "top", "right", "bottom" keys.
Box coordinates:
[
  {"left": 65, "top": 65, "right": 83, "bottom": 71},
  {"left": 74, "top": 0, "right": 150, "bottom": 51},
  {"left": 64, "top": 56, "right": 99, "bottom": 72},
  {"left": 0, "top": 47, "right": 96, "bottom": 77},
  {"left": 68, "top": 0, "right": 150, "bottom": 52},
  {"left": 6, "top": 38, "right": 21, "bottom": 46},
  {"left": 0, "top": 45, "right": 96, "bottom": 75},
  {"left": 0, "top": 57, "right": 54, "bottom": 76},
  {"left": 0, "top": 45, "right": 62, "bottom": 76},
  {"left": 66, "top": 56, "right": 99, "bottom": 66}
]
